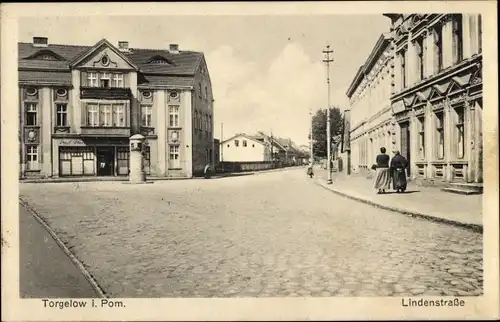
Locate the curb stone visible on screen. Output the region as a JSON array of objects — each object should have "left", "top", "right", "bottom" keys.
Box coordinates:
[
  {"left": 19, "top": 198, "right": 108, "bottom": 299},
  {"left": 313, "top": 180, "right": 483, "bottom": 234}
]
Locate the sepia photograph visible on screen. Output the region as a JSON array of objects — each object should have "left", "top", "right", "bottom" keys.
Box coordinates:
[{"left": 1, "top": 1, "right": 498, "bottom": 321}]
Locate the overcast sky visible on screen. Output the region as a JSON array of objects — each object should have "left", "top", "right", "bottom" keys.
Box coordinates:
[{"left": 19, "top": 15, "right": 391, "bottom": 146}]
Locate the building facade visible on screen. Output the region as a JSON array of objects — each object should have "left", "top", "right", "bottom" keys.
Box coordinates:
[
  {"left": 345, "top": 33, "right": 394, "bottom": 174},
  {"left": 19, "top": 37, "right": 214, "bottom": 179},
  {"left": 385, "top": 14, "right": 483, "bottom": 183},
  {"left": 219, "top": 133, "right": 272, "bottom": 162}
]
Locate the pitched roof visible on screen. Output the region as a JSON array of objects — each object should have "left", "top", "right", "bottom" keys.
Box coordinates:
[
  {"left": 18, "top": 40, "right": 205, "bottom": 87},
  {"left": 220, "top": 133, "right": 267, "bottom": 146},
  {"left": 19, "top": 70, "right": 72, "bottom": 85}
]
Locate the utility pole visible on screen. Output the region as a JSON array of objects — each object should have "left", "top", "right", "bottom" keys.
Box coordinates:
[
  {"left": 323, "top": 45, "right": 333, "bottom": 185},
  {"left": 309, "top": 108, "right": 314, "bottom": 165},
  {"left": 221, "top": 123, "right": 224, "bottom": 172}
]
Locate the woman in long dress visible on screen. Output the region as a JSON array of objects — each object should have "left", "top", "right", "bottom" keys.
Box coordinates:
[
  {"left": 390, "top": 151, "right": 408, "bottom": 193},
  {"left": 373, "top": 147, "right": 391, "bottom": 194}
]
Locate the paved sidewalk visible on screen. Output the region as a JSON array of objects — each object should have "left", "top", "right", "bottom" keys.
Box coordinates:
[{"left": 314, "top": 168, "right": 482, "bottom": 231}]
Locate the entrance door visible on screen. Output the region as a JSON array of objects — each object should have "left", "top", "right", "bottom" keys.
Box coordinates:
[
  {"left": 400, "top": 122, "right": 411, "bottom": 176},
  {"left": 97, "top": 147, "right": 114, "bottom": 176}
]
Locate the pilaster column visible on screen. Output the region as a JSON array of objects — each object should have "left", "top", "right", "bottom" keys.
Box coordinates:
[
  {"left": 71, "top": 70, "right": 81, "bottom": 132},
  {"left": 466, "top": 99, "right": 474, "bottom": 182},
  {"left": 409, "top": 110, "right": 419, "bottom": 178},
  {"left": 444, "top": 102, "right": 453, "bottom": 181},
  {"left": 41, "top": 87, "right": 52, "bottom": 176},
  {"left": 407, "top": 35, "right": 417, "bottom": 86},
  {"left": 425, "top": 103, "right": 434, "bottom": 178},
  {"left": 394, "top": 52, "right": 402, "bottom": 93},
  {"left": 442, "top": 15, "right": 454, "bottom": 69},
  {"left": 424, "top": 29, "right": 435, "bottom": 78},
  {"left": 462, "top": 14, "right": 472, "bottom": 59},
  {"left": 157, "top": 90, "right": 166, "bottom": 176}
]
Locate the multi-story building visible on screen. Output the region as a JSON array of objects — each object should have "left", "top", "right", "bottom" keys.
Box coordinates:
[
  {"left": 345, "top": 33, "right": 394, "bottom": 174},
  {"left": 385, "top": 14, "right": 483, "bottom": 184},
  {"left": 19, "top": 37, "right": 214, "bottom": 179}
]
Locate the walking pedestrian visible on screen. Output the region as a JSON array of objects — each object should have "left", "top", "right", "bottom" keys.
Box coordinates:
[
  {"left": 373, "top": 147, "right": 391, "bottom": 194},
  {"left": 204, "top": 164, "right": 212, "bottom": 179},
  {"left": 307, "top": 161, "right": 314, "bottom": 178},
  {"left": 390, "top": 150, "right": 409, "bottom": 193}
]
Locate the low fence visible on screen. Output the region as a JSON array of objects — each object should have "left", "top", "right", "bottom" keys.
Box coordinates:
[{"left": 215, "top": 161, "right": 301, "bottom": 174}]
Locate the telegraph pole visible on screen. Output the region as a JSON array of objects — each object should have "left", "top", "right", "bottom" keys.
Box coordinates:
[
  {"left": 270, "top": 129, "right": 274, "bottom": 168},
  {"left": 309, "top": 109, "right": 314, "bottom": 165},
  {"left": 323, "top": 45, "right": 333, "bottom": 185},
  {"left": 221, "top": 123, "right": 224, "bottom": 172}
]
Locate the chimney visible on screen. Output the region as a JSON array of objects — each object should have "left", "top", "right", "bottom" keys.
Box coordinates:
[
  {"left": 118, "top": 41, "right": 129, "bottom": 52},
  {"left": 33, "top": 37, "right": 48, "bottom": 47},
  {"left": 169, "top": 44, "right": 179, "bottom": 54}
]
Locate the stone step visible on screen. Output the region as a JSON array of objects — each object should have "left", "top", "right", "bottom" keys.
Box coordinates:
[
  {"left": 449, "top": 182, "right": 483, "bottom": 193},
  {"left": 441, "top": 187, "right": 482, "bottom": 195}
]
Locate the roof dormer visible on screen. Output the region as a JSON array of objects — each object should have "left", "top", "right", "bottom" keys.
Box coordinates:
[
  {"left": 147, "top": 55, "right": 174, "bottom": 65},
  {"left": 25, "top": 49, "right": 65, "bottom": 61}
]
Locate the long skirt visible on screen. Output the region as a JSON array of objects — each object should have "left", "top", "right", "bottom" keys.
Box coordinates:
[
  {"left": 373, "top": 168, "right": 391, "bottom": 189},
  {"left": 392, "top": 168, "right": 407, "bottom": 191}
]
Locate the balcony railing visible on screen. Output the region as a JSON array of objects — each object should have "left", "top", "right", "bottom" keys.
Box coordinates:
[
  {"left": 80, "top": 87, "right": 132, "bottom": 100},
  {"left": 80, "top": 126, "right": 131, "bottom": 137}
]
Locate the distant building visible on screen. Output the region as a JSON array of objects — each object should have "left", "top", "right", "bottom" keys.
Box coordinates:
[
  {"left": 213, "top": 138, "right": 220, "bottom": 165},
  {"left": 219, "top": 133, "right": 271, "bottom": 162},
  {"left": 385, "top": 14, "right": 483, "bottom": 183},
  {"left": 345, "top": 33, "right": 394, "bottom": 174},
  {"left": 19, "top": 37, "right": 214, "bottom": 179}
]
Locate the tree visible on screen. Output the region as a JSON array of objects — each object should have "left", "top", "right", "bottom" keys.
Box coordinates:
[{"left": 311, "top": 106, "right": 343, "bottom": 158}]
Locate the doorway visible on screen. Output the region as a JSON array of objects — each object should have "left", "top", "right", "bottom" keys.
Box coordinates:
[
  {"left": 97, "top": 147, "right": 115, "bottom": 176},
  {"left": 399, "top": 121, "right": 411, "bottom": 176}
]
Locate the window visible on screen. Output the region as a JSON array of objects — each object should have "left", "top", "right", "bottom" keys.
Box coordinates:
[
  {"left": 87, "top": 104, "right": 99, "bottom": 126},
  {"left": 208, "top": 115, "right": 212, "bottom": 133},
  {"left": 56, "top": 103, "right": 68, "bottom": 127},
  {"left": 169, "top": 105, "right": 180, "bottom": 127},
  {"left": 113, "top": 104, "right": 125, "bottom": 126},
  {"left": 417, "top": 117, "right": 425, "bottom": 159},
  {"left": 436, "top": 112, "right": 445, "bottom": 159},
  {"left": 416, "top": 37, "right": 425, "bottom": 80},
  {"left": 141, "top": 105, "right": 152, "bottom": 127},
  {"left": 25, "top": 103, "right": 38, "bottom": 126},
  {"left": 400, "top": 49, "right": 407, "bottom": 88},
  {"left": 434, "top": 26, "right": 443, "bottom": 72},
  {"left": 198, "top": 83, "right": 202, "bottom": 98},
  {"left": 117, "top": 147, "right": 129, "bottom": 176},
  {"left": 100, "top": 72, "right": 110, "bottom": 88},
  {"left": 26, "top": 145, "right": 39, "bottom": 170},
  {"left": 100, "top": 104, "right": 112, "bottom": 126},
  {"left": 243, "top": 140, "right": 247, "bottom": 147},
  {"left": 168, "top": 145, "right": 180, "bottom": 168},
  {"left": 112, "top": 73, "right": 124, "bottom": 88},
  {"left": 204, "top": 86, "right": 208, "bottom": 100},
  {"left": 87, "top": 72, "right": 98, "bottom": 87},
  {"left": 456, "top": 107, "right": 465, "bottom": 159},
  {"left": 235, "top": 140, "right": 239, "bottom": 147},
  {"left": 452, "top": 14, "right": 463, "bottom": 64}
]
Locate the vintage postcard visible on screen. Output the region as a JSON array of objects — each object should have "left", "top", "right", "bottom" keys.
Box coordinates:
[{"left": 1, "top": 1, "right": 498, "bottom": 321}]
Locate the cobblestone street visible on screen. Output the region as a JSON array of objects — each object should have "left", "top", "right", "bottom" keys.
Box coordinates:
[{"left": 19, "top": 168, "right": 483, "bottom": 298}]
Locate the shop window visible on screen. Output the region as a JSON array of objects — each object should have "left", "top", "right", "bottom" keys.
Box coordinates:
[
  {"left": 435, "top": 112, "right": 445, "bottom": 159},
  {"left": 25, "top": 103, "right": 38, "bottom": 126},
  {"left": 117, "top": 147, "right": 130, "bottom": 176},
  {"left": 455, "top": 106, "right": 465, "bottom": 159},
  {"left": 59, "top": 147, "right": 95, "bottom": 176},
  {"left": 56, "top": 103, "right": 68, "bottom": 127},
  {"left": 26, "top": 145, "right": 39, "bottom": 170},
  {"left": 168, "top": 145, "right": 180, "bottom": 169}
]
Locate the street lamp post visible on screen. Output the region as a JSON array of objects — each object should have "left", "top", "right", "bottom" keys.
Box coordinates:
[
  {"left": 323, "top": 45, "right": 333, "bottom": 185},
  {"left": 310, "top": 109, "right": 314, "bottom": 165}
]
